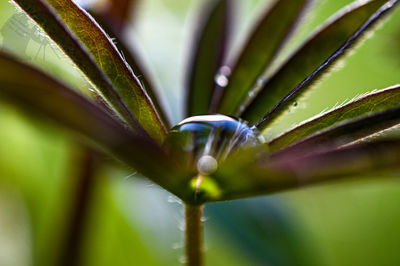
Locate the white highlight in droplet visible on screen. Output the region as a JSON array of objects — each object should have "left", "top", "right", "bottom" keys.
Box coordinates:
[
  {"left": 197, "top": 155, "right": 218, "bottom": 175},
  {"left": 215, "top": 74, "right": 229, "bottom": 87},
  {"left": 214, "top": 66, "right": 231, "bottom": 87}
]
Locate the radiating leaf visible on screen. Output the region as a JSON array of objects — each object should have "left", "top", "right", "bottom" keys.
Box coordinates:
[
  {"left": 242, "top": 0, "right": 399, "bottom": 129},
  {"left": 273, "top": 107, "right": 400, "bottom": 158},
  {"left": 0, "top": 52, "right": 177, "bottom": 192},
  {"left": 210, "top": 139, "right": 400, "bottom": 202},
  {"left": 186, "top": 0, "right": 229, "bottom": 116},
  {"left": 89, "top": 10, "right": 171, "bottom": 128},
  {"left": 270, "top": 85, "right": 400, "bottom": 152},
  {"left": 13, "top": 0, "right": 167, "bottom": 143},
  {"left": 12, "top": 0, "right": 148, "bottom": 136},
  {"left": 215, "top": 0, "right": 311, "bottom": 115}
]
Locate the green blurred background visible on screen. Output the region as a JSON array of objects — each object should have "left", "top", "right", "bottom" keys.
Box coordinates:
[{"left": 1, "top": 0, "right": 400, "bottom": 265}]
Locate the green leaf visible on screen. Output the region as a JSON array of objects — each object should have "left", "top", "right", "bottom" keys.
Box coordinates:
[
  {"left": 186, "top": 0, "right": 229, "bottom": 116},
  {"left": 270, "top": 85, "right": 400, "bottom": 152},
  {"left": 0, "top": 52, "right": 177, "bottom": 192},
  {"left": 211, "top": 139, "right": 400, "bottom": 202},
  {"left": 13, "top": 0, "right": 167, "bottom": 143},
  {"left": 12, "top": 0, "right": 148, "bottom": 136},
  {"left": 89, "top": 10, "right": 171, "bottom": 129},
  {"left": 274, "top": 107, "right": 400, "bottom": 158},
  {"left": 242, "top": 0, "right": 398, "bottom": 128},
  {"left": 214, "top": 0, "right": 311, "bottom": 115}
]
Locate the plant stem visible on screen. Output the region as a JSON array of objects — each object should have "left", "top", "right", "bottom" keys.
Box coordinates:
[
  {"left": 58, "top": 147, "right": 98, "bottom": 266},
  {"left": 185, "top": 204, "right": 204, "bottom": 266}
]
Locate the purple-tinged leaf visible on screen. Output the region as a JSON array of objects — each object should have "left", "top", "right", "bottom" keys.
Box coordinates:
[
  {"left": 270, "top": 85, "right": 400, "bottom": 152},
  {"left": 89, "top": 10, "right": 171, "bottom": 128},
  {"left": 273, "top": 107, "right": 400, "bottom": 159},
  {"left": 12, "top": 0, "right": 148, "bottom": 136},
  {"left": 0, "top": 52, "right": 181, "bottom": 194},
  {"left": 242, "top": 0, "right": 399, "bottom": 129},
  {"left": 13, "top": 0, "right": 167, "bottom": 143},
  {"left": 186, "top": 0, "right": 230, "bottom": 116},
  {"left": 210, "top": 139, "right": 400, "bottom": 202},
  {"left": 214, "top": 0, "right": 311, "bottom": 115}
]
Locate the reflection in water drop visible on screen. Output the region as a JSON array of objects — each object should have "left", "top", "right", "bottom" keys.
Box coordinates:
[
  {"left": 164, "top": 114, "right": 259, "bottom": 165},
  {"left": 164, "top": 114, "right": 260, "bottom": 200}
]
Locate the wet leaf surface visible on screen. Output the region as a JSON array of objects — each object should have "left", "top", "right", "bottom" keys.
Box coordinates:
[
  {"left": 216, "top": 0, "right": 311, "bottom": 115},
  {"left": 14, "top": 0, "right": 167, "bottom": 143},
  {"left": 242, "top": 0, "right": 398, "bottom": 129},
  {"left": 0, "top": 52, "right": 179, "bottom": 193},
  {"left": 186, "top": 0, "right": 230, "bottom": 116},
  {"left": 270, "top": 85, "right": 400, "bottom": 152}
]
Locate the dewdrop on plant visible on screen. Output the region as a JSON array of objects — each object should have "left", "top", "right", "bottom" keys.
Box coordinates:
[{"left": 163, "top": 114, "right": 261, "bottom": 175}]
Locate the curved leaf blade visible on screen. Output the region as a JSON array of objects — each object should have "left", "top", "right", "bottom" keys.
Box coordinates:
[
  {"left": 242, "top": 0, "right": 398, "bottom": 128},
  {"left": 89, "top": 10, "right": 171, "bottom": 129},
  {"left": 14, "top": 0, "right": 167, "bottom": 143},
  {"left": 270, "top": 85, "right": 400, "bottom": 152},
  {"left": 186, "top": 0, "right": 229, "bottom": 116},
  {"left": 0, "top": 52, "right": 178, "bottom": 193},
  {"left": 211, "top": 139, "right": 400, "bottom": 202},
  {"left": 13, "top": 0, "right": 148, "bottom": 136},
  {"left": 48, "top": 0, "right": 167, "bottom": 142},
  {"left": 215, "top": 0, "right": 311, "bottom": 115},
  {"left": 273, "top": 107, "right": 400, "bottom": 159}
]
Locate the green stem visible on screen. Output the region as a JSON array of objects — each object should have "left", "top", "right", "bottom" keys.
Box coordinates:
[{"left": 185, "top": 204, "right": 204, "bottom": 266}]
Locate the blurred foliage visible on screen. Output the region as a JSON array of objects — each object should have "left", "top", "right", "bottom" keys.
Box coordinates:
[{"left": 0, "top": 0, "right": 400, "bottom": 265}]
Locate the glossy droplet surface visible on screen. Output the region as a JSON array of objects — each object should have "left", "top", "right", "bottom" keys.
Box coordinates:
[
  {"left": 197, "top": 155, "right": 218, "bottom": 175},
  {"left": 214, "top": 66, "right": 231, "bottom": 87},
  {"left": 164, "top": 114, "right": 260, "bottom": 173}
]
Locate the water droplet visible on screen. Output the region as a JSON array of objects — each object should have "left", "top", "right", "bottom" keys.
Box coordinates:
[
  {"left": 214, "top": 66, "right": 231, "bottom": 87},
  {"left": 256, "top": 78, "right": 265, "bottom": 87},
  {"left": 164, "top": 115, "right": 261, "bottom": 201},
  {"left": 215, "top": 73, "right": 229, "bottom": 87},
  {"left": 293, "top": 101, "right": 298, "bottom": 107},
  {"left": 164, "top": 114, "right": 260, "bottom": 170},
  {"left": 247, "top": 90, "right": 256, "bottom": 98}
]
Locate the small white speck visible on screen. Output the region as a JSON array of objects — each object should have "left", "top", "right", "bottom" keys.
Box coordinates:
[
  {"left": 197, "top": 155, "right": 218, "bottom": 175},
  {"left": 215, "top": 74, "right": 229, "bottom": 87}
]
